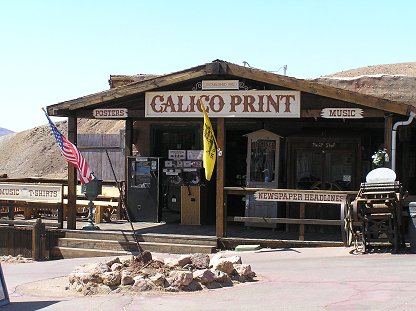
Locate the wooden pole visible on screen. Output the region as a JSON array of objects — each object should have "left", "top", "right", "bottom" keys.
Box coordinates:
[
  {"left": 299, "top": 203, "right": 305, "bottom": 241},
  {"left": 216, "top": 118, "right": 226, "bottom": 237},
  {"left": 67, "top": 116, "right": 77, "bottom": 229}
]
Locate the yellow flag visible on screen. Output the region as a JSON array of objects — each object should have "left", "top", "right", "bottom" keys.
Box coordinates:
[{"left": 200, "top": 99, "right": 217, "bottom": 181}]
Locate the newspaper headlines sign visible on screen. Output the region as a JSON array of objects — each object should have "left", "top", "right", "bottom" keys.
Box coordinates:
[
  {"left": 0, "top": 263, "right": 9, "bottom": 307},
  {"left": 145, "top": 90, "right": 301, "bottom": 118},
  {"left": 254, "top": 190, "right": 346, "bottom": 204},
  {"left": 0, "top": 183, "right": 62, "bottom": 203}
]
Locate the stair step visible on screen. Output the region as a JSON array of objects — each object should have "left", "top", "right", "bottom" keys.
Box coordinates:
[
  {"left": 57, "top": 237, "right": 216, "bottom": 254},
  {"left": 63, "top": 230, "right": 217, "bottom": 246},
  {"left": 58, "top": 237, "right": 138, "bottom": 251},
  {"left": 50, "top": 246, "right": 134, "bottom": 259}
]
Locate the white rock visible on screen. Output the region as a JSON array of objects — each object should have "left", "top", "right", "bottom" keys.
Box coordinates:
[
  {"left": 209, "top": 253, "right": 225, "bottom": 268},
  {"left": 102, "top": 271, "right": 121, "bottom": 286},
  {"left": 212, "top": 258, "right": 234, "bottom": 275}
]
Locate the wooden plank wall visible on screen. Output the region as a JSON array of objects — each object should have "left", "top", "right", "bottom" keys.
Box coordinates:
[
  {"left": 0, "top": 227, "right": 32, "bottom": 257},
  {"left": 77, "top": 134, "right": 125, "bottom": 182}
]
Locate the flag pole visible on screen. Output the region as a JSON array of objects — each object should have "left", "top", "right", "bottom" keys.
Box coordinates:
[{"left": 105, "top": 149, "right": 143, "bottom": 255}]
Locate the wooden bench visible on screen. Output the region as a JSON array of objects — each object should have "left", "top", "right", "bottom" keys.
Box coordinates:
[{"left": 63, "top": 185, "right": 121, "bottom": 223}]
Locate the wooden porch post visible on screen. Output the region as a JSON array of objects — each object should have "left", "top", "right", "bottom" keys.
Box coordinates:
[
  {"left": 67, "top": 116, "right": 77, "bottom": 229},
  {"left": 125, "top": 119, "right": 133, "bottom": 160},
  {"left": 124, "top": 119, "right": 133, "bottom": 214},
  {"left": 216, "top": 118, "right": 226, "bottom": 237}
]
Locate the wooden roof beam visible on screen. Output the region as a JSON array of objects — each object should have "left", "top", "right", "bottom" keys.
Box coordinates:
[{"left": 226, "top": 63, "right": 411, "bottom": 116}]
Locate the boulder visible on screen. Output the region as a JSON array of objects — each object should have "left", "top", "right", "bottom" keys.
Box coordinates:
[
  {"left": 132, "top": 277, "right": 154, "bottom": 292},
  {"left": 234, "top": 264, "right": 256, "bottom": 281},
  {"left": 111, "top": 263, "right": 124, "bottom": 271},
  {"left": 149, "top": 272, "right": 166, "bottom": 287},
  {"left": 168, "top": 270, "right": 193, "bottom": 287},
  {"left": 191, "top": 253, "right": 210, "bottom": 269},
  {"left": 212, "top": 269, "right": 229, "bottom": 283},
  {"left": 120, "top": 270, "right": 134, "bottom": 286},
  {"left": 193, "top": 269, "right": 215, "bottom": 284},
  {"left": 226, "top": 255, "right": 242, "bottom": 265},
  {"left": 102, "top": 271, "right": 121, "bottom": 286},
  {"left": 105, "top": 257, "right": 121, "bottom": 268},
  {"left": 211, "top": 258, "right": 234, "bottom": 275},
  {"left": 209, "top": 253, "right": 225, "bottom": 268},
  {"left": 177, "top": 255, "right": 192, "bottom": 267}
]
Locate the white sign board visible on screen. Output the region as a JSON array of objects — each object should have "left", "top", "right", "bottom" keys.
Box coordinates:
[
  {"left": 168, "top": 150, "right": 186, "bottom": 160},
  {"left": 0, "top": 183, "right": 62, "bottom": 203},
  {"left": 254, "top": 190, "right": 346, "bottom": 204},
  {"left": 187, "top": 150, "right": 203, "bottom": 160},
  {"left": 93, "top": 108, "right": 128, "bottom": 118},
  {"left": 321, "top": 108, "right": 363, "bottom": 119},
  {"left": 202, "top": 80, "right": 239, "bottom": 90},
  {"left": 145, "top": 90, "right": 301, "bottom": 118}
]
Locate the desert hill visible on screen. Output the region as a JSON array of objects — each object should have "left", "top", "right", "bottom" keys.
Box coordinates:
[
  {"left": 314, "top": 62, "right": 416, "bottom": 105},
  {"left": 0, "top": 119, "right": 124, "bottom": 179},
  {"left": 0, "top": 127, "right": 14, "bottom": 137}
]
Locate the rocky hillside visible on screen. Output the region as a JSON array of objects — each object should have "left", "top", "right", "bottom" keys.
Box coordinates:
[
  {"left": 0, "top": 119, "right": 124, "bottom": 179},
  {"left": 314, "top": 62, "right": 416, "bottom": 105}
]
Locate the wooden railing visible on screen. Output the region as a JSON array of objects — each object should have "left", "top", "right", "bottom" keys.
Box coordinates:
[{"left": 224, "top": 187, "right": 357, "bottom": 241}]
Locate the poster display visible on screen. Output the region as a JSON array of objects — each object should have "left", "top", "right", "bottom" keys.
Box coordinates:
[{"left": 0, "top": 263, "right": 9, "bottom": 306}]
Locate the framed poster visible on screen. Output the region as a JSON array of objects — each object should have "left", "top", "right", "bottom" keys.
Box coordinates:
[{"left": 0, "top": 263, "right": 10, "bottom": 306}]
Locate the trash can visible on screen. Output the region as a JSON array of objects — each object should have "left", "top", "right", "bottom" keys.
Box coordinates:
[{"left": 408, "top": 202, "right": 416, "bottom": 252}]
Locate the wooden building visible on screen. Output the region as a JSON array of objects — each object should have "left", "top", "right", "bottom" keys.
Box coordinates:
[{"left": 46, "top": 60, "right": 416, "bottom": 238}]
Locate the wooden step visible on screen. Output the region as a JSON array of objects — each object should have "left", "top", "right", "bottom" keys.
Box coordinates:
[
  {"left": 50, "top": 246, "right": 135, "bottom": 259},
  {"left": 50, "top": 231, "right": 218, "bottom": 259},
  {"left": 64, "top": 230, "right": 217, "bottom": 246}
]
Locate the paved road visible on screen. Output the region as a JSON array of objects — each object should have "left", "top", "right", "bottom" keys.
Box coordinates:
[{"left": 1, "top": 247, "right": 416, "bottom": 310}]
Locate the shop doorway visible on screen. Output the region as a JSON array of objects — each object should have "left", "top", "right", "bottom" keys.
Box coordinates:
[{"left": 287, "top": 137, "right": 360, "bottom": 232}]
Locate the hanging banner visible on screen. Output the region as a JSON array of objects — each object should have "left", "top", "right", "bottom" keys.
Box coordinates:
[
  {"left": 0, "top": 263, "right": 9, "bottom": 307},
  {"left": 145, "top": 90, "right": 301, "bottom": 118}
]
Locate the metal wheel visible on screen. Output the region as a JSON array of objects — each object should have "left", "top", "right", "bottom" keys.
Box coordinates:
[{"left": 341, "top": 200, "right": 354, "bottom": 247}]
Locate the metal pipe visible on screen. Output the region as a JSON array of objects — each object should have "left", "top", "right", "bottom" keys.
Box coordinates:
[{"left": 391, "top": 111, "right": 416, "bottom": 171}]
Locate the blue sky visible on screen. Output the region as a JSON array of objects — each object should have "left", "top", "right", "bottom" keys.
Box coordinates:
[{"left": 1, "top": 0, "right": 415, "bottom": 132}]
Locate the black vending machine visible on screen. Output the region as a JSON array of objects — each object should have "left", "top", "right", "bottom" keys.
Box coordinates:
[{"left": 127, "top": 157, "right": 162, "bottom": 222}]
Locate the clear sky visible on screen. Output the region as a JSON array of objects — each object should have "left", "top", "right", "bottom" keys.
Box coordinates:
[{"left": 1, "top": 0, "right": 415, "bottom": 132}]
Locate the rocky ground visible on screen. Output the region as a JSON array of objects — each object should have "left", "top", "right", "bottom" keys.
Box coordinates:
[
  {"left": 67, "top": 251, "right": 256, "bottom": 295},
  {"left": 0, "top": 255, "right": 33, "bottom": 264}
]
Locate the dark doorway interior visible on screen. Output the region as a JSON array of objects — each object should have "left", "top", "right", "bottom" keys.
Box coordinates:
[{"left": 226, "top": 130, "right": 248, "bottom": 217}]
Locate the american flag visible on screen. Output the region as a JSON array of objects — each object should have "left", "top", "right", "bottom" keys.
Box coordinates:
[{"left": 43, "top": 108, "right": 94, "bottom": 185}]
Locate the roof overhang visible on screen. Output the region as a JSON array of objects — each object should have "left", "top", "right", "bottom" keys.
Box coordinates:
[{"left": 47, "top": 60, "right": 413, "bottom": 117}]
